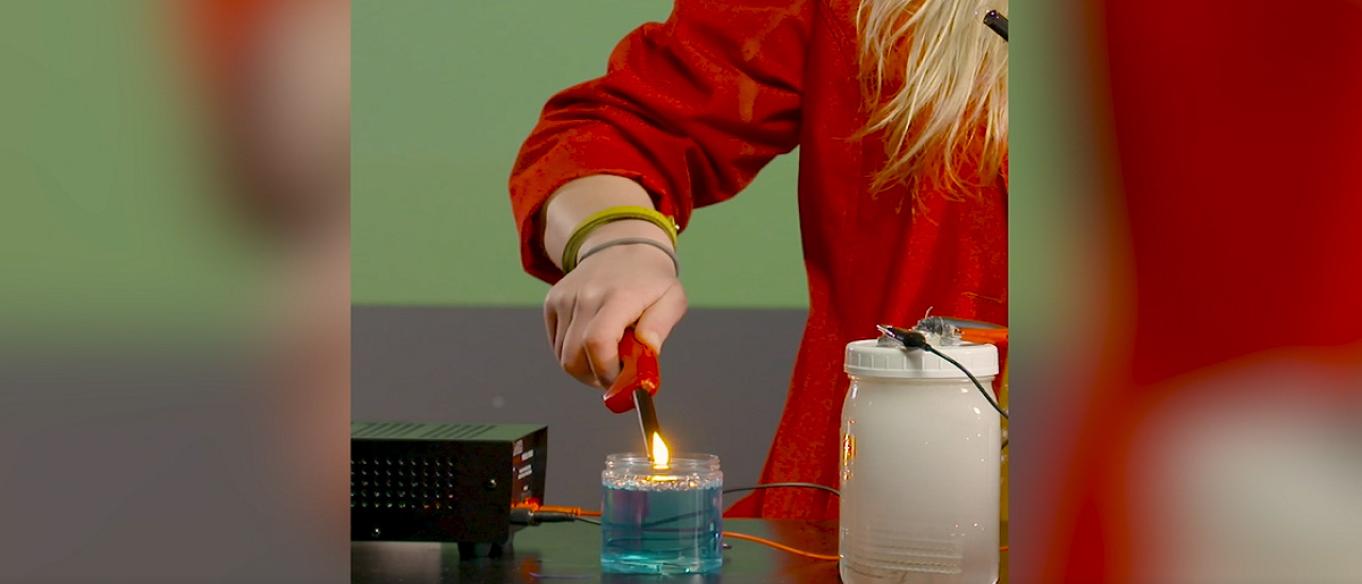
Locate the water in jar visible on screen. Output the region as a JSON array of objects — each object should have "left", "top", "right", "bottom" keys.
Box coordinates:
[{"left": 600, "top": 480, "right": 722, "bottom": 574}]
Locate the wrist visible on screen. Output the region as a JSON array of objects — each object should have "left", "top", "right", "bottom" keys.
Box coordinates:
[
  {"left": 540, "top": 176, "right": 655, "bottom": 269},
  {"left": 579, "top": 219, "right": 674, "bottom": 252},
  {"left": 558, "top": 205, "right": 678, "bottom": 273},
  {"left": 576, "top": 237, "right": 680, "bottom": 276}
]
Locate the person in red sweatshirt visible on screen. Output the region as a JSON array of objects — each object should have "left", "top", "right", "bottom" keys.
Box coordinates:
[{"left": 509, "top": 0, "right": 1008, "bottom": 520}]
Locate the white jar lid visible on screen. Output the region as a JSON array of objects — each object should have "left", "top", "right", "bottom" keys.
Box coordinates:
[{"left": 844, "top": 339, "right": 999, "bottom": 379}]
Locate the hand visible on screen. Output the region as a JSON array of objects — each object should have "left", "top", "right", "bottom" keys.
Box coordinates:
[{"left": 544, "top": 229, "right": 686, "bottom": 389}]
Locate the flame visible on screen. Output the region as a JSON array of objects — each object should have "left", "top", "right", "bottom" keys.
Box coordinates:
[{"left": 651, "top": 432, "right": 670, "bottom": 469}]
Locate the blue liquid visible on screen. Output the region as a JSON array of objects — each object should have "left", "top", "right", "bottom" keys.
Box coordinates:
[{"left": 600, "top": 484, "right": 723, "bottom": 574}]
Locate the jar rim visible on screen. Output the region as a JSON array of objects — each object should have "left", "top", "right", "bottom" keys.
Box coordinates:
[{"left": 605, "top": 452, "right": 720, "bottom": 472}]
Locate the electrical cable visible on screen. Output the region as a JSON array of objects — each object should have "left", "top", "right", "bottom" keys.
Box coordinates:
[
  {"left": 882, "top": 326, "right": 1009, "bottom": 421},
  {"left": 522, "top": 502, "right": 1006, "bottom": 560},
  {"left": 717, "top": 483, "right": 841, "bottom": 560},
  {"left": 510, "top": 505, "right": 601, "bottom": 526},
  {"left": 518, "top": 493, "right": 841, "bottom": 561},
  {"left": 525, "top": 447, "right": 1006, "bottom": 562},
  {"left": 921, "top": 344, "right": 1008, "bottom": 420},
  {"left": 721, "top": 530, "right": 840, "bottom": 561},
  {"left": 536, "top": 505, "right": 600, "bottom": 517},
  {"left": 723, "top": 482, "right": 840, "bottom": 497}
]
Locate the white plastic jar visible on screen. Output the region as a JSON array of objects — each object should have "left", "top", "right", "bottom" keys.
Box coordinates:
[{"left": 839, "top": 339, "right": 1001, "bottom": 584}]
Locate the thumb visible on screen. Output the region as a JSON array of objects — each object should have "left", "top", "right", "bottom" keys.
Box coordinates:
[{"left": 635, "top": 284, "right": 686, "bottom": 354}]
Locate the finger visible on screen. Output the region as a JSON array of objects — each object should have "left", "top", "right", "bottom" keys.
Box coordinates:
[
  {"left": 582, "top": 295, "right": 651, "bottom": 387},
  {"left": 544, "top": 290, "right": 560, "bottom": 355},
  {"left": 560, "top": 290, "right": 604, "bottom": 387},
  {"left": 635, "top": 283, "right": 687, "bottom": 354},
  {"left": 551, "top": 293, "right": 575, "bottom": 364}
]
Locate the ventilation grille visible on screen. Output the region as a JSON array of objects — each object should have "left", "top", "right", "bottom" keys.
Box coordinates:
[
  {"left": 350, "top": 455, "right": 466, "bottom": 511},
  {"left": 352, "top": 422, "right": 493, "bottom": 440},
  {"left": 419, "top": 424, "right": 493, "bottom": 440}
]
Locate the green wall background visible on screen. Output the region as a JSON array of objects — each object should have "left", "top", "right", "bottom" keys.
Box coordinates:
[
  {"left": 1, "top": 2, "right": 261, "bottom": 334},
  {"left": 2, "top": 1, "right": 1074, "bottom": 329},
  {"left": 351, "top": 0, "right": 808, "bottom": 308}
]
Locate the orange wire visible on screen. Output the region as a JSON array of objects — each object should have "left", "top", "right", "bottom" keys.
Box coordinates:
[
  {"left": 516, "top": 504, "right": 602, "bottom": 517},
  {"left": 526, "top": 504, "right": 1006, "bottom": 556},
  {"left": 722, "top": 530, "right": 840, "bottom": 561}
]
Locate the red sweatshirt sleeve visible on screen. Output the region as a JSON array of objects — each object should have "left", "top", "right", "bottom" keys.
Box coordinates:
[{"left": 508, "top": 0, "right": 812, "bottom": 283}]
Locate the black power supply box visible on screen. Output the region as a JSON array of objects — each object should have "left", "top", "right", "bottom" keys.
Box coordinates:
[{"left": 350, "top": 421, "right": 547, "bottom": 554}]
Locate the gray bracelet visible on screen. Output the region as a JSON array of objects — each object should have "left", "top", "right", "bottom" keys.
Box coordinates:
[{"left": 574, "top": 237, "right": 679, "bottom": 276}]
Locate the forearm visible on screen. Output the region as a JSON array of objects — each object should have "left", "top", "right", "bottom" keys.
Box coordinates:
[{"left": 541, "top": 175, "right": 675, "bottom": 271}]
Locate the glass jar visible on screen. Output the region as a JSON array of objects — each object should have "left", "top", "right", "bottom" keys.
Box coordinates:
[
  {"left": 840, "top": 340, "right": 1001, "bottom": 584},
  {"left": 600, "top": 452, "right": 723, "bottom": 574}
]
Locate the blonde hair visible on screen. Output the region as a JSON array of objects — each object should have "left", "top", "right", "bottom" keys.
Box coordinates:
[{"left": 858, "top": 0, "right": 1008, "bottom": 195}]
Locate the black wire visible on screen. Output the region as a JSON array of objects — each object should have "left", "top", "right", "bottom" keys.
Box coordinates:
[
  {"left": 588, "top": 485, "right": 842, "bottom": 530},
  {"left": 639, "top": 484, "right": 840, "bottom": 530},
  {"left": 921, "top": 344, "right": 1009, "bottom": 421},
  {"left": 641, "top": 510, "right": 707, "bottom": 528},
  {"left": 641, "top": 485, "right": 840, "bottom": 529},
  {"left": 723, "top": 482, "right": 841, "bottom": 497},
  {"left": 880, "top": 327, "right": 1010, "bottom": 449}
]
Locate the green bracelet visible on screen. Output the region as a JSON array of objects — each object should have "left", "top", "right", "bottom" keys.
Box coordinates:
[{"left": 561, "top": 206, "right": 678, "bottom": 273}]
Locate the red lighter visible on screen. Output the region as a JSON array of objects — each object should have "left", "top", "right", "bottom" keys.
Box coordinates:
[
  {"left": 602, "top": 329, "right": 660, "bottom": 414},
  {"left": 602, "top": 329, "right": 665, "bottom": 459}
]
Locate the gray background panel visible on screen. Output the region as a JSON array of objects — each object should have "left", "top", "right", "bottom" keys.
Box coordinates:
[{"left": 352, "top": 305, "right": 807, "bottom": 508}]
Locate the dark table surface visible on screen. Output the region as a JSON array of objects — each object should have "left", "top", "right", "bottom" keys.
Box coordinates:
[
  {"left": 353, "top": 519, "right": 841, "bottom": 583},
  {"left": 353, "top": 519, "right": 1008, "bottom": 583}
]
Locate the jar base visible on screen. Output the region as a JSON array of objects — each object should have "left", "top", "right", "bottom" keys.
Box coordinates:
[{"left": 601, "top": 553, "right": 723, "bottom": 575}]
